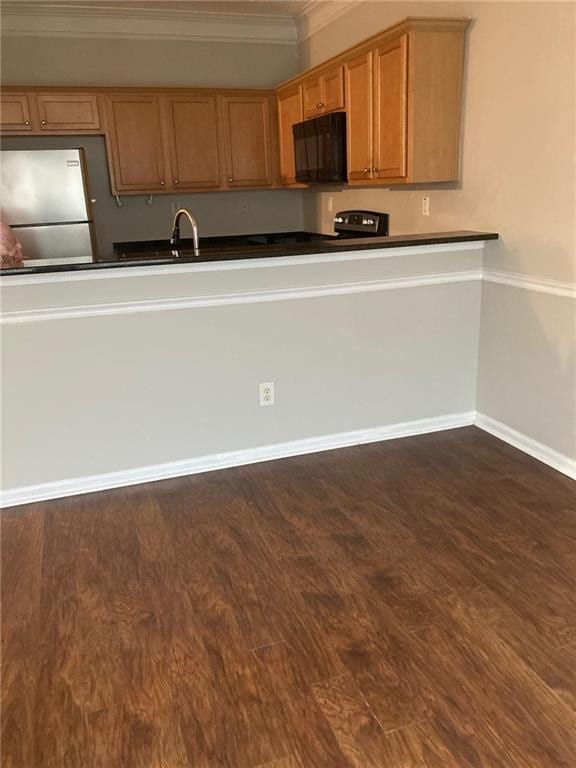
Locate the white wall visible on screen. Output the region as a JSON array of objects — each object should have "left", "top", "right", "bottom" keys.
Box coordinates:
[
  {"left": 1, "top": 244, "right": 482, "bottom": 494},
  {"left": 299, "top": 1, "right": 576, "bottom": 459}
]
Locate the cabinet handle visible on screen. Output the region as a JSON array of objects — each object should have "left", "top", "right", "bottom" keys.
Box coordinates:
[
  {"left": 372, "top": 167, "right": 379, "bottom": 173},
  {"left": 316, "top": 102, "right": 324, "bottom": 109},
  {"left": 362, "top": 167, "right": 370, "bottom": 173},
  {"left": 174, "top": 179, "right": 179, "bottom": 185},
  {"left": 228, "top": 177, "right": 233, "bottom": 183},
  {"left": 160, "top": 180, "right": 165, "bottom": 185},
  {"left": 41, "top": 120, "right": 47, "bottom": 125},
  {"left": 24, "top": 120, "right": 30, "bottom": 126}
]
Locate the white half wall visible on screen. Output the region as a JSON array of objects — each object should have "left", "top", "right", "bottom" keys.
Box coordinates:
[{"left": 1, "top": 244, "right": 482, "bottom": 498}]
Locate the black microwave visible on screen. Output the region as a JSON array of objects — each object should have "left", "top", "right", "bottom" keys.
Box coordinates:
[{"left": 293, "top": 112, "right": 347, "bottom": 184}]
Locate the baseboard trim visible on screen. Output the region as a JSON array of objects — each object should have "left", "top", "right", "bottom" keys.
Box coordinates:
[
  {"left": 0, "top": 411, "right": 475, "bottom": 508},
  {"left": 475, "top": 413, "right": 576, "bottom": 480}
]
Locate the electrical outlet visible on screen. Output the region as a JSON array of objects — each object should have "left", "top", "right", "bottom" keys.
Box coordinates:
[
  {"left": 421, "top": 196, "right": 430, "bottom": 216},
  {"left": 327, "top": 196, "right": 334, "bottom": 212},
  {"left": 239, "top": 199, "right": 250, "bottom": 215},
  {"left": 259, "top": 382, "right": 275, "bottom": 407}
]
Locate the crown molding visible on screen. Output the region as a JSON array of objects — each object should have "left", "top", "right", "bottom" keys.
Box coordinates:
[
  {"left": 0, "top": 2, "right": 299, "bottom": 44},
  {"left": 1, "top": 1, "right": 359, "bottom": 44},
  {"left": 296, "top": 0, "right": 359, "bottom": 41}
]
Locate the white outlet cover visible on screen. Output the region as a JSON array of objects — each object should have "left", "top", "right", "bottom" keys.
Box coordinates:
[{"left": 259, "top": 382, "right": 275, "bottom": 407}]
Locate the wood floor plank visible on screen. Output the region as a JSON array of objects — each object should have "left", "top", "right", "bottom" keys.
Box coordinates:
[
  {"left": 255, "top": 754, "right": 304, "bottom": 768},
  {"left": 310, "top": 674, "right": 392, "bottom": 767},
  {"left": 377, "top": 720, "right": 466, "bottom": 768},
  {"left": 176, "top": 639, "right": 290, "bottom": 767},
  {"left": 439, "top": 585, "right": 576, "bottom": 713},
  {"left": 2, "top": 427, "right": 575, "bottom": 767},
  {"left": 413, "top": 622, "right": 576, "bottom": 767},
  {"left": 36, "top": 498, "right": 131, "bottom": 716},
  {"left": 1, "top": 510, "right": 44, "bottom": 662},
  {"left": 1, "top": 658, "right": 38, "bottom": 768},
  {"left": 252, "top": 641, "right": 354, "bottom": 767}
]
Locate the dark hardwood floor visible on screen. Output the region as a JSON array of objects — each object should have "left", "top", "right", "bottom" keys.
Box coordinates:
[{"left": 2, "top": 426, "right": 576, "bottom": 767}]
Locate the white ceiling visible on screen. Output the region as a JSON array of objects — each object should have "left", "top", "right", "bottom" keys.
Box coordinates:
[{"left": 1, "top": 0, "right": 356, "bottom": 43}]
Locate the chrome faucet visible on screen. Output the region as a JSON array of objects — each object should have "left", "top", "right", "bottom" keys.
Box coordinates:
[{"left": 170, "top": 207, "right": 200, "bottom": 257}]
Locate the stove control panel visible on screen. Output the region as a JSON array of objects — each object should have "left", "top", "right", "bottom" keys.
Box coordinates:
[{"left": 333, "top": 210, "right": 389, "bottom": 237}]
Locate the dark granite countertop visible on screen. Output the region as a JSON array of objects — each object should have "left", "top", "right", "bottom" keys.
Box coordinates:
[{"left": 0, "top": 231, "right": 499, "bottom": 276}]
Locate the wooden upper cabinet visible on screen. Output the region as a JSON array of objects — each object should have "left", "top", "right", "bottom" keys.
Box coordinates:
[
  {"left": 105, "top": 96, "right": 169, "bottom": 192},
  {"left": 36, "top": 93, "right": 101, "bottom": 131},
  {"left": 346, "top": 51, "right": 374, "bottom": 181},
  {"left": 303, "top": 65, "right": 345, "bottom": 118},
  {"left": 165, "top": 96, "right": 221, "bottom": 190},
  {"left": 302, "top": 75, "right": 324, "bottom": 119},
  {"left": 322, "top": 65, "right": 345, "bottom": 113},
  {"left": 276, "top": 18, "right": 469, "bottom": 185},
  {"left": 0, "top": 94, "right": 33, "bottom": 131},
  {"left": 220, "top": 96, "right": 273, "bottom": 187},
  {"left": 373, "top": 34, "right": 408, "bottom": 180},
  {"left": 277, "top": 84, "right": 303, "bottom": 185}
]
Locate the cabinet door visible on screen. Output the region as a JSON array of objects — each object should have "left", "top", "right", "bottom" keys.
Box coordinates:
[
  {"left": 277, "top": 85, "right": 303, "bottom": 185},
  {"left": 302, "top": 75, "right": 323, "bottom": 119},
  {"left": 221, "top": 96, "right": 273, "bottom": 188},
  {"left": 322, "top": 65, "right": 345, "bottom": 113},
  {"left": 165, "top": 96, "right": 221, "bottom": 190},
  {"left": 105, "top": 96, "right": 169, "bottom": 192},
  {"left": 0, "top": 94, "right": 33, "bottom": 131},
  {"left": 36, "top": 93, "right": 100, "bottom": 131},
  {"left": 373, "top": 34, "right": 408, "bottom": 179},
  {"left": 346, "top": 51, "right": 374, "bottom": 181}
]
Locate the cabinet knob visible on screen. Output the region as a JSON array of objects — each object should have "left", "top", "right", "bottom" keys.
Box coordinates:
[
  {"left": 316, "top": 102, "right": 324, "bottom": 109},
  {"left": 24, "top": 120, "right": 30, "bottom": 126},
  {"left": 372, "top": 167, "right": 379, "bottom": 173},
  {"left": 174, "top": 179, "right": 179, "bottom": 185},
  {"left": 41, "top": 120, "right": 47, "bottom": 125},
  {"left": 362, "top": 167, "right": 370, "bottom": 173},
  {"left": 160, "top": 180, "right": 165, "bottom": 185},
  {"left": 228, "top": 177, "right": 233, "bottom": 183}
]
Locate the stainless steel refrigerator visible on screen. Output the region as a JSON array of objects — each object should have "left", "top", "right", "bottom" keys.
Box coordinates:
[{"left": 0, "top": 148, "right": 96, "bottom": 264}]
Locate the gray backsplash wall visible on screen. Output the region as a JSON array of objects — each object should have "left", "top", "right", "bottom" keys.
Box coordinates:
[{"left": 1, "top": 135, "right": 305, "bottom": 255}]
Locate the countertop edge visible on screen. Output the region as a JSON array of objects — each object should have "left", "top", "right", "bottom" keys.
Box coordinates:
[{"left": 1, "top": 231, "right": 499, "bottom": 279}]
